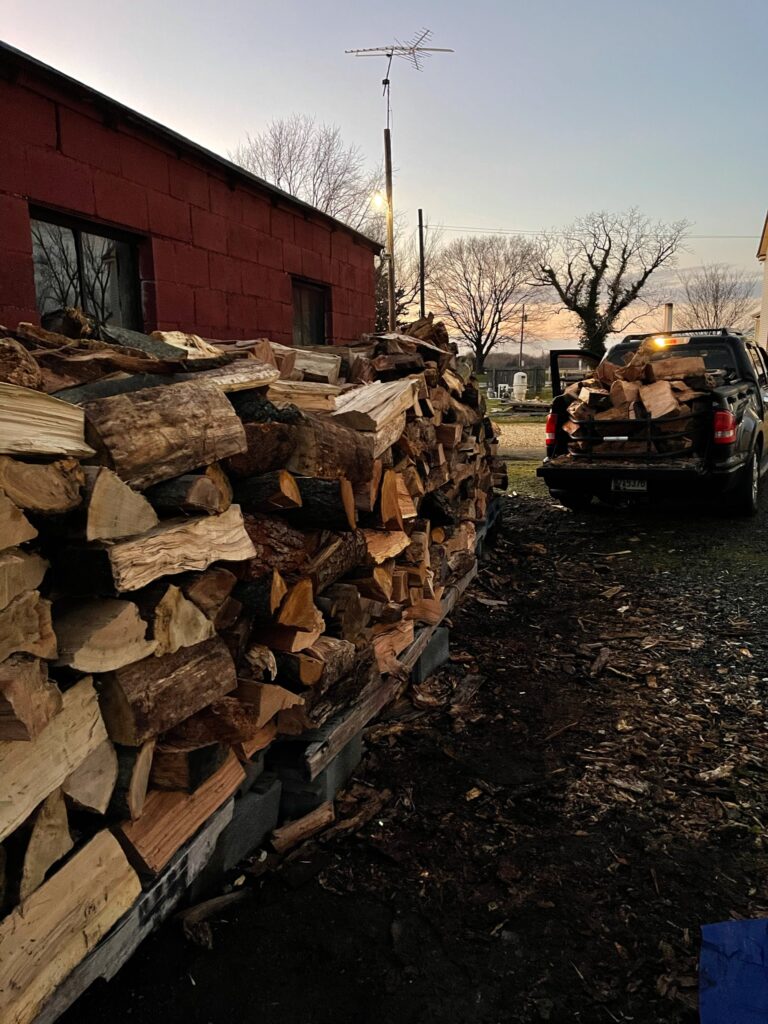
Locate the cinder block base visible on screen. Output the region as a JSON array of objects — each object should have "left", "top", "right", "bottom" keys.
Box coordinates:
[
  {"left": 410, "top": 625, "right": 450, "bottom": 685},
  {"left": 190, "top": 774, "right": 281, "bottom": 898},
  {"left": 272, "top": 732, "right": 364, "bottom": 820}
]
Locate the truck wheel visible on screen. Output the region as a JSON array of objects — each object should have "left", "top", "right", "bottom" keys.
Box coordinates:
[
  {"left": 552, "top": 490, "right": 593, "bottom": 512},
  {"left": 731, "top": 449, "right": 761, "bottom": 516}
]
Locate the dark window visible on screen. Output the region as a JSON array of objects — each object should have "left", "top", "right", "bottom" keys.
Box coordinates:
[
  {"left": 292, "top": 279, "right": 329, "bottom": 347},
  {"left": 747, "top": 345, "right": 768, "bottom": 388},
  {"left": 30, "top": 211, "right": 142, "bottom": 330}
]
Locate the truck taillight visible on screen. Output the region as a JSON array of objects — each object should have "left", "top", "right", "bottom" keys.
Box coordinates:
[
  {"left": 545, "top": 412, "right": 558, "bottom": 447},
  {"left": 713, "top": 410, "right": 737, "bottom": 445}
]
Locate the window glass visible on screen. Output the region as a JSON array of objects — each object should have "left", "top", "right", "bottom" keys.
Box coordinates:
[
  {"left": 747, "top": 346, "right": 768, "bottom": 388},
  {"left": 30, "top": 215, "right": 141, "bottom": 329},
  {"left": 292, "top": 280, "right": 328, "bottom": 347}
]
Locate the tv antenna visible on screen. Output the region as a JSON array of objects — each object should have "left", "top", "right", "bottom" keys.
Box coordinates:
[{"left": 345, "top": 29, "right": 453, "bottom": 330}]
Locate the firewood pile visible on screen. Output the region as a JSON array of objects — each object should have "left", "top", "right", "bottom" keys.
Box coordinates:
[
  {"left": 559, "top": 340, "right": 714, "bottom": 457},
  {"left": 0, "top": 309, "right": 505, "bottom": 1024}
]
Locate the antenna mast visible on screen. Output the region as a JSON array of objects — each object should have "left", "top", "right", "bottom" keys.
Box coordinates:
[{"left": 346, "top": 29, "right": 453, "bottom": 331}]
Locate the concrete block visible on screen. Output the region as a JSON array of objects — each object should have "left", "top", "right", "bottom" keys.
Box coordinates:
[
  {"left": 276, "top": 732, "right": 364, "bottom": 820},
  {"left": 410, "top": 625, "right": 450, "bottom": 685}
]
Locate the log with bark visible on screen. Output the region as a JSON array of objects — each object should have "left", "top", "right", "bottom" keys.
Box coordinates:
[
  {"left": 109, "top": 740, "right": 156, "bottom": 821},
  {"left": 83, "top": 381, "right": 247, "bottom": 488},
  {"left": 239, "top": 513, "right": 316, "bottom": 580},
  {"left": 235, "top": 569, "right": 288, "bottom": 620},
  {"left": 98, "top": 637, "right": 237, "bottom": 745},
  {"left": 0, "top": 456, "right": 83, "bottom": 514},
  {"left": 285, "top": 414, "right": 374, "bottom": 484},
  {"left": 233, "top": 470, "right": 302, "bottom": 513},
  {"left": 150, "top": 740, "right": 229, "bottom": 793},
  {"left": 286, "top": 477, "right": 356, "bottom": 531},
  {"left": 303, "top": 530, "right": 368, "bottom": 594},
  {"left": 144, "top": 470, "right": 232, "bottom": 516},
  {"left": 225, "top": 421, "right": 299, "bottom": 478}
]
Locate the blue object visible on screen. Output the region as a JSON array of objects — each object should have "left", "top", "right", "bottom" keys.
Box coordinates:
[{"left": 700, "top": 919, "right": 768, "bottom": 1022}]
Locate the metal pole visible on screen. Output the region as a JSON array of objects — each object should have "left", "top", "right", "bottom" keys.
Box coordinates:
[
  {"left": 519, "top": 303, "right": 526, "bottom": 367},
  {"left": 418, "top": 208, "right": 426, "bottom": 319},
  {"left": 662, "top": 302, "right": 673, "bottom": 332},
  {"left": 384, "top": 127, "right": 396, "bottom": 331}
]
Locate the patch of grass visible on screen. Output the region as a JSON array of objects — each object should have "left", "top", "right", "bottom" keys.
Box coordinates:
[{"left": 505, "top": 460, "right": 549, "bottom": 498}]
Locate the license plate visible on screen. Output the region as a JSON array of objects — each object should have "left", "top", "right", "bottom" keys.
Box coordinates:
[{"left": 612, "top": 478, "right": 647, "bottom": 493}]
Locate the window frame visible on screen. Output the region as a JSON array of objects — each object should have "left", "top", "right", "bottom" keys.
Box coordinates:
[{"left": 29, "top": 206, "right": 143, "bottom": 330}]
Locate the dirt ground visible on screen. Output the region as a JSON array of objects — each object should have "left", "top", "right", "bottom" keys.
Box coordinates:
[
  {"left": 63, "top": 475, "right": 768, "bottom": 1024},
  {"left": 494, "top": 419, "right": 544, "bottom": 459}
]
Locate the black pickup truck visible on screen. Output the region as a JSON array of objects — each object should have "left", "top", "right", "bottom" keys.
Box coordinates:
[{"left": 537, "top": 329, "right": 768, "bottom": 515}]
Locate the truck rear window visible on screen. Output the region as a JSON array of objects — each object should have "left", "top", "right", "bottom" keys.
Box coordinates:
[{"left": 605, "top": 340, "right": 737, "bottom": 376}]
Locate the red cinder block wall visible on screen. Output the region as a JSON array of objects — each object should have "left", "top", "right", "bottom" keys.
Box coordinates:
[{"left": 0, "top": 59, "right": 378, "bottom": 344}]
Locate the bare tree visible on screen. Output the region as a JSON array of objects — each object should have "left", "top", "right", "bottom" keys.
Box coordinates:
[
  {"left": 535, "top": 209, "right": 689, "bottom": 357},
  {"left": 674, "top": 263, "right": 759, "bottom": 333},
  {"left": 429, "top": 235, "right": 538, "bottom": 372},
  {"left": 373, "top": 217, "right": 444, "bottom": 331},
  {"left": 230, "top": 115, "right": 381, "bottom": 232}
]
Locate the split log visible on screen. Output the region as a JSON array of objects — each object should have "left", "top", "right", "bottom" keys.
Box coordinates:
[
  {"left": 267, "top": 379, "right": 342, "bottom": 412},
  {"left": 105, "top": 504, "right": 255, "bottom": 591},
  {"left": 0, "top": 591, "right": 56, "bottom": 663},
  {"left": 286, "top": 477, "right": 356, "bottom": 530},
  {"left": 354, "top": 458, "right": 383, "bottom": 513},
  {"left": 144, "top": 471, "right": 231, "bottom": 516},
  {"left": 646, "top": 355, "right": 706, "bottom": 383},
  {"left": 233, "top": 681, "right": 305, "bottom": 728},
  {"left": 0, "top": 381, "right": 95, "bottom": 458},
  {"left": 362, "top": 528, "right": 411, "bottom": 564},
  {"left": 140, "top": 585, "right": 216, "bottom": 657},
  {"left": 0, "top": 490, "right": 37, "bottom": 551},
  {"left": 54, "top": 598, "right": 157, "bottom": 671},
  {"left": 233, "top": 470, "right": 302, "bottom": 513},
  {"left": 62, "top": 739, "right": 118, "bottom": 814},
  {"left": 0, "top": 547, "right": 48, "bottom": 611},
  {"left": 150, "top": 740, "right": 228, "bottom": 792},
  {"left": 252, "top": 607, "right": 324, "bottom": 652},
  {"left": 360, "top": 413, "right": 407, "bottom": 460},
  {"left": 639, "top": 381, "right": 678, "bottom": 418},
  {"left": 164, "top": 696, "right": 266, "bottom": 746},
  {"left": 109, "top": 740, "right": 155, "bottom": 821},
  {"left": 404, "top": 596, "right": 444, "bottom": 625},
  {"left": 235, "top": 569, "right": 288, "bottom": 619},
  {"left": 346, "top": 566, "right": 393, "bottom": 603},
  {"left": 435, "top": 423, "right": 463, "bottom": 448},
  {"left": 98, "top": 637, "right": 237, "bottom": 745},
  {"left": 3, "top": 789, "right": 73, "bottom": 906},
  {"left": 303, "top": 531, "right": 368, "bottom": 594},
  {"left": 225, "top": 422, "right": 299, "bottom": 478},
  {"left": 271, "top": 801, "right": 335, "bottom": 854},
  {"left": 0, "top": 677, "right": 107, "bottom": 842},
  {"left": 0, "top": 830, "right": 141, "bottom": 1024},
  {"left": 270, "top": 343, "right": 342, "bottom": 384},
  {"left": 316, "top": 584, "right": 367, "bottom": 642},
  {"left": 116, "top": 752, "right": 245, "bottom": 875},
  {"left": 332, "top": 379, "right": 416, "bottom": 431},
  {"left": 83, "top": 381, "right": 246, "bottom": 488},
  {"left": 0, "top": 336, "right": 42, "bottom": 389},
  {"left": 82, "top": 466, "right": 159, "bottom": 541},
  {"left": 183, "top": 567, "right": 237, "bottom": 619},
  {"left": 610, "top": 379, "right": 641, "bottom": 406},
  {"left": 233, "top": 721, "right": 277, "bottom": 761},
  {"left": 0, "top": 456, "right": 83, "bottom": 514},
  {"left": 0, "top": 655, "right": 62, "bottom": 741},
  {"left": 305, "top": 636, "right": 357, "bottom": 688},
  {"left": 285, "top": 414, "right": 374, "bottom": 484},
  {"left": 276, "top": 578, "right": 322, "bottom": 632},
  {"left": 379, "top": 470, "right": 404, "bottom": 530},
  {"left": 371, "top": 619, "right": 415, "bottom": 673},
  {"left": 240, "top": 513, "right": 315, "bottom": 579}
]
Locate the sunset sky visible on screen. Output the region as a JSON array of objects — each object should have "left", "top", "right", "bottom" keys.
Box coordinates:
[{"left": 3, "top": 0, "right": 766, "bottom": 343}]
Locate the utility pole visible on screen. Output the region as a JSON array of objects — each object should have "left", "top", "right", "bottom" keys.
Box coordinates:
[
  {"left": 418, "top": 208, "right": 426, "bottom": 319},
  {"left": 519, "top": 304, "right": 527, "bottom": 367},
  {"left": 384, "top": 127, "right": 396, "bottom": 331}
]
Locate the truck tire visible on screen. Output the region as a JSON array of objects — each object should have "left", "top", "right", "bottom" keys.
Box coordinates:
[
  {"left": 552, "top": 490, "right": 593, "bottom": 512},
  {"left": 731, "top": 449, "right": 761, "bottom": 516}
]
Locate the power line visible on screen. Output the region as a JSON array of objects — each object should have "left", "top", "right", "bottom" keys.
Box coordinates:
[{"left": 438, "top": 224, "right": 759, "bottom": 240}]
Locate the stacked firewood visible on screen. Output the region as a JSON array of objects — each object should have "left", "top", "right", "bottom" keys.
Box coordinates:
[
  {"left": 0, "top": 310, "right": 504, "bottom": 1024},
  {"left": 560, "top": 340, "right": 713, "bottom": 456}
]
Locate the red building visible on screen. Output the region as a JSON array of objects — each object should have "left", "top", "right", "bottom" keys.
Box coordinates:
[{"left": 0, "top": 43, "right": 380, "bottom": 346}]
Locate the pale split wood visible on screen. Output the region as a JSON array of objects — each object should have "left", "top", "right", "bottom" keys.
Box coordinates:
[
  {"left": 0, "top": 830, "right": 141, "bottom": 1024},
  {"left": 0, "top": 655, "right": 62, "bottom": 741},
  {"left": 62, "top": 739, "right": 118, "bottom": 814},
  {"left": 106, "top": 504, "right": 256, "bottom": 591},
  {"left": 276, "top": 577, "right": 321, "bottom": 632},
  {"left": 16, "top": 789, "right": 74, "bottom": 903},
  {"left": 363, "top": 528, "right": 411, "bottom": 564},
  {"left": 0, "top": 676, "right": 108, "bottom": 842},
  {"left": 331, "top": 379, "right": 418, "bottom": 431},
  {"left": 110, "top": 740, "right": 156, "bottom": 821},
  {"left": 0, "top": 591, "right": 56, "bottom": 663},
  {"left": 54, "top": 598, "right": 157, "bottom": 671},
  {"left": 234, "top": 681, "right": 305, "bottom": 729},
  {"left": 82, "top": 466, "right": 159, "bottom": 541},
  {"left": 0, "top": 547, "right": 48, "bottom": 611},
  {"left": 0, "top": 489, "right": 37, "bottom": 551},
  {"left": 151, "top": 585, "right": 216, "bottom": 657},
  {"left": 0, "top": 456, "right": 83, "bottom": 514},
  {"left": 0, "top": 382, "right": 95, "bottom": 458},
  {"left": 267, "top": 379, "right": 343, "bottom": 412}
]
